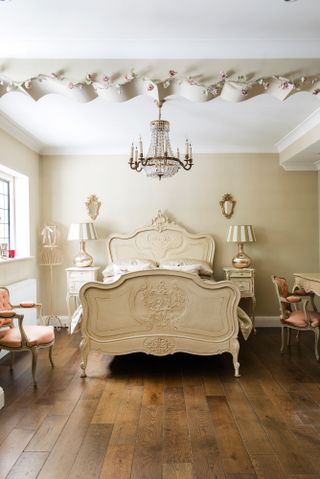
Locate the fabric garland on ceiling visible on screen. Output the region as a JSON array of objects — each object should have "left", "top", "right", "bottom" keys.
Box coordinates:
[{"left": 0, "top": 71, "right": 319, "bottom": 104}]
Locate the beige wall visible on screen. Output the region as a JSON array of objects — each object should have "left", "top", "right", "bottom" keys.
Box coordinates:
[
  {"left": 0, "top": 129, "right": 40, "bottom": 287},
  {"left": 318, "top": 171, "right": 320, "bottom": 269},
  {"left": 40, "top": 153, "right": 318, "bottom": 317}
]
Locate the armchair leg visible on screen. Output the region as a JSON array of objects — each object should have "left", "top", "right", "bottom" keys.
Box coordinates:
[
  {"left": 287, "top": 328, "right": 291, "bottom": 347},
  {"left": 31, "top": 347, "right": 38, "bottom": 388},
  {"left": 314, "top": 328, "right": 320, "bottom": 361},
  {"left": 281, "top": 326, "right": 285, "bottom": 353},
  {"left": 10, "top": 352, "right": 15, "bottom": 371},
  {"left": 310, "top": 294, "right": 317, "bottom": 312},
  {"left": 49, "top": 345, "right": 54, "bottom": 368}
]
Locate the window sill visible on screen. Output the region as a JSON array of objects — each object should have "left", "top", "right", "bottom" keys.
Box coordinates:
[{"left": 0, "top": 256, "right": 34, "bottom": 265}]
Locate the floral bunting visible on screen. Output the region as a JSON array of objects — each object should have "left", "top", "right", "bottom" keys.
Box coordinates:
[{"left": 0, "top": 69, "right": 319, "bottom": 104}]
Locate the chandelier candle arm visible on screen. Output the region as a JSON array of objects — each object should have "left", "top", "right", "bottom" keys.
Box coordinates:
[{"left": 129, "top": 100, "right": 194, "bottom": 180}]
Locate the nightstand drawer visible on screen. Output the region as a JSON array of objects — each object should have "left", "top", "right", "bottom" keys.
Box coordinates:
[
  {"left": 66, "top": 267, "right": 100, "bottom": 295},
  {"left": 228, "top": 271, "right": 252, "bottom": 278},
  {"left": 68, "top": 279, "right": 89, "bottom": 294},
  {"left": 68, "top": 271, "right": 95, "bottom": 280},
  {"left": 231, "top": 279, "right": 253, "bottom": 295}
]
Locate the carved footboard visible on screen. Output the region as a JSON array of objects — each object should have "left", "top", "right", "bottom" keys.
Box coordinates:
[{"left": 79, "top": 270, "right": 241, "bottom": 377}]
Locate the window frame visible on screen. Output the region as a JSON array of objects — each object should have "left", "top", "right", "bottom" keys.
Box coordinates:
[{"left": 0, "top": 171, "right": 14, "bottom": 250}]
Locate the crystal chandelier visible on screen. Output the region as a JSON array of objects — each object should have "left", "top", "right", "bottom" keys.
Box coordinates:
[{"left": 129, "top": 100, "right": 193, "bottom": 180}]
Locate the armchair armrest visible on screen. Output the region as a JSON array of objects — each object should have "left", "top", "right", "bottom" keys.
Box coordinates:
[
  {"left": 11, "top": 302, "right": 41, "bottom": 308},
  {"left": 11, "top": 302, "right": 44, "bottom": 325},
  {"left": 286, "top": 295, "right": 302, "bottom": 303},
  {"left": 292, "top": 287, "right": 314, "bottom": 296},
  {"left": 19, "top": 302, "right": 36, "bottom": 308},
  {"left": 280, "top": 296, "right": 301, "bottom": 304}
]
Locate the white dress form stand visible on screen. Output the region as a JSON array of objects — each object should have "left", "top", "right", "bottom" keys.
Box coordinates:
[{"left": 39, "top": 245, "right": 63, "bottom": 328}]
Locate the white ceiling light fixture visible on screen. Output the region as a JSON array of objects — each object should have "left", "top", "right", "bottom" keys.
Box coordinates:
[{"left": 129, "top": 100, "right": 193, "bottom": 180}]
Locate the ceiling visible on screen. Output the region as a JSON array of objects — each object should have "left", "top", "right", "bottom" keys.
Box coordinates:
[{"left": 0, "top": 0, "right": 320, "bottom": 167}]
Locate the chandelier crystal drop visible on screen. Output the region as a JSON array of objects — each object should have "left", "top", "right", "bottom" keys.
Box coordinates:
[{"left": 129, "top": 100, "right": 193, "bottom": 180}]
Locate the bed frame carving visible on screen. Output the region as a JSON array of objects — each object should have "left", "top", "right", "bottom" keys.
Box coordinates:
[
  {"left": 106, "top": 210, "right": 215, "bottom": 265},
  {"left": 79, "top": 212, "right": 242, "bottom": 377}
]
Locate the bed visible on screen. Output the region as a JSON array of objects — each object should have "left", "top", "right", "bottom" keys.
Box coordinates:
[{"left": 78, "top": 211, "right": 251, "bottom": 378}]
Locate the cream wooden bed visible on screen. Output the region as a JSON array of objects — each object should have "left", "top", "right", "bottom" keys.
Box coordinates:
[{"left": 79, "top": 211, "right": 242, "bottom": 377}]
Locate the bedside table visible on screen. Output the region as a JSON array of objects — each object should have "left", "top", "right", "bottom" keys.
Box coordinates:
[
  {"left": 66, "top": 266, "right": 100, "bottom": 321},
  {"left": 224, "top": 267, "right": 256, "bottom": 331}
]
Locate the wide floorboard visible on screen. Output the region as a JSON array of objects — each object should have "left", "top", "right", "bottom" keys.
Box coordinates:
[{"left": 0, "top": 328, "right": 320, "bottom": 479}]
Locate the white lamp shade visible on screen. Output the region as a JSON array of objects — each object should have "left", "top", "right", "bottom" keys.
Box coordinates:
[
  {"left": 227, "top": 225, "right": 256, "bottom": 243},
  {"left": 67, "top": 222, "right": 97, "bottom": 241}
]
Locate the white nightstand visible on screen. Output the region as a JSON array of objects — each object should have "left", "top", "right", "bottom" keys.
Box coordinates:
[
  {"left": 224, "top": 267, "right": 256, "bottom": 330},
  {"left": 66, "top": 266, "right": 100, "bottom": 321}
]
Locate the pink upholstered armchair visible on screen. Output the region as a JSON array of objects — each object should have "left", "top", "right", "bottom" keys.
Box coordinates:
[
  {"left": 271, "top": 276, "right": 320, "bottom": 360},
  {"left": 0, "top": 287, "right": 55, "bottom": 387}
]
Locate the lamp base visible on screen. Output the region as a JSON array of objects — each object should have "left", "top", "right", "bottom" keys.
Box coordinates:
[
  {"left": 73, "top": 240, "right": 93, "bottom": 267},
  {"left": 232, "top": 243, "right": 252, "bottom": 269}
]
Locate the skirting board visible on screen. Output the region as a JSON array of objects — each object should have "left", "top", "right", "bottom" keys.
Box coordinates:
[
  {"left": 44, "top": 315, "right": 70, "bottom": 328},
  {"left": 0, "top": 387, "right": 4, "bottom": 409},
  {"left": 255, "top": 316, "right": 279, "bottom": 327}
]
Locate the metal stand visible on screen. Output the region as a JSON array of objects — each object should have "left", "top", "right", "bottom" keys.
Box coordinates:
[{"left": 39, "top": 245, "right": 63, "bottom": 328}]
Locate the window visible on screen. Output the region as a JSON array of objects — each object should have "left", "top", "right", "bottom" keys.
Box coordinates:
[
  {"left": 0, "top": 164, "right": 30, "bottom": 259},
  {"left": 0, "top": 173, "right": 13, "bottom": 250}
]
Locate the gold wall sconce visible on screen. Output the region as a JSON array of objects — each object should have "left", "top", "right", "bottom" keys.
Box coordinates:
[
  {"left": 220, "top": 193, "right": 236, "bottom": 219},
  {"left": 85, "top": 194, "right": 101, "bottom": 221}
]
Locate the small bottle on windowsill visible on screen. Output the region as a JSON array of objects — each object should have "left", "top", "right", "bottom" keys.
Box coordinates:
[{"left": 0, "top": 243, "right": 8, "bottom": 259}]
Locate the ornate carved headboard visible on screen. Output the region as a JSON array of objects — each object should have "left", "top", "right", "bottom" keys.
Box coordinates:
[{"left": 106, "top": 211, "right": 215, "bottom": 265}]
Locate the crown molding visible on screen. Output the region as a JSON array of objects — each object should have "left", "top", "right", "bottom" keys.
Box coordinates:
[
  {"left": 280, "top": 160, "right": 317, "bottom": 171},
  {"left": 0, "top": 111, "right": 41, "bottom": 153},
  {"left": 276, "top": 107, "right": 320, "bottom": 152},
  {"left": 1, "top": 38, "right": 320, "bottom": 59}
]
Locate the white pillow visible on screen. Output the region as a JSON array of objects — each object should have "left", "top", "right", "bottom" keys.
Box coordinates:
[
  {"left": 158, "top": 258, "right": 213, "bottom": 277},
  {"left": 159, "top": 263, "right": 201, "bottom": 275},
  {"left": 102, "top": 258, "right": 157, "bottom": 278}
]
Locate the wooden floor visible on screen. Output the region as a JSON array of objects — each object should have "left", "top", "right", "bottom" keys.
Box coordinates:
[{"left": 0, "top": 329, "right": 320, "bottom": 479}]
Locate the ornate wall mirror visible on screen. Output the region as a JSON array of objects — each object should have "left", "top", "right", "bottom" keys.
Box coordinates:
[
  {"left": 220, "top": 193, "right": 236, "bottom": 219},
  {"left": 85, "top": 194, "right": 101, "bottom": 221}
]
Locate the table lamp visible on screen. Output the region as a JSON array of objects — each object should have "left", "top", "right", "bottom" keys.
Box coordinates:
[
  {"left": 227, "top": 225, "right": 256, "bottom": 269},
  {"left": 67, "top": 222, "right": 97, "bottom": 267}
]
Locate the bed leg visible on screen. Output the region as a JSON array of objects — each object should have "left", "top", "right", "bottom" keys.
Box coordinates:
[
  {"left": 80, "top": 338, "right": 88, "bottom": 378},
  {"left": 231, "top": 338, "right": 241, "bottom": 377}
]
